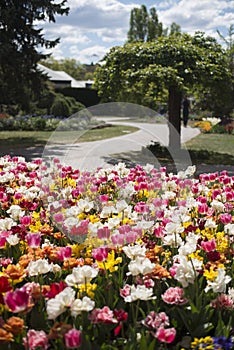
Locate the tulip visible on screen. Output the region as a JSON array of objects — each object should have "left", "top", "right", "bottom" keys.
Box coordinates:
[
  {"left": 64, "top": 329, "right": 82, "bottom": 349},
  {"left": 4, "top": 288, "right": 31, "bottom": 313},
  {"left": 26, "top": 233, "right": 41, "bottom": 248}
]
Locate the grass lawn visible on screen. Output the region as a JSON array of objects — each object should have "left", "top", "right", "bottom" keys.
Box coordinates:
[
  {"left": 183, "top": 133, "right": 234, "bottom": 165},
  {"left": 184, "top": 133, "right": 234, "bottom": 156},
  {"left": 0, "top": 125, "right": 139, "bottom": 148},
  {"left": 147, "top": 133, "right": 234, "bottom": 168}
]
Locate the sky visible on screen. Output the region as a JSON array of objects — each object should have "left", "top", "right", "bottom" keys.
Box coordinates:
[{"left": 42, "top": 0, "right": 234, "bottom": 64}]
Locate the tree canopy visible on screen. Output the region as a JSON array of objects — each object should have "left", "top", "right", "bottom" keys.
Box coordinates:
[
  {"left": 41, "top": 57, "right": 98, "bottom": 80},
  {"left": 0, "top": 0, "right": 69, "bottom": 113},
  {"left": 127, "top": 5, "right": 180, "bottom": 43},
  {"left": 94, "top": 32, "right": 232, "bottom": 148}
]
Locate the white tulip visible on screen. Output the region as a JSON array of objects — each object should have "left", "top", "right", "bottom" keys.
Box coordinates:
[
  {"left": 27, "top": 259, "right": 52, "bottom": 276},
  {"left": 124, "top": 285, "right": 156, "bottom": 303},
  {"left": 70, "top": 296, "right": 95, "bottom": 317},
  {"left": 128, "top": 257, "right": 155, "bottom": 276}
]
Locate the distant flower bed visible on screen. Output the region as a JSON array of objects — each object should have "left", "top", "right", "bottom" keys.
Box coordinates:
[
  {"left": 0, "top": 115, "right": 64, "bottom": 131},
  {"left": 194, "top": 117, "right": 234, "bottom": 135},
  {"left": 0, "top": 114, "right": 101, "bottom": 132},
  {"left": 0, "top": 156, "right": 233, "bottom": 349}
]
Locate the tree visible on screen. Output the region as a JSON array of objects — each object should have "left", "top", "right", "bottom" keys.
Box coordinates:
[
  {"left": 169, "top": 22, "right": 181, "bottom": 36},
  {"left": 217, "top": 25, "right": 234, "bottom": 115},
  {"left": 0, "top": 0, "right": 69, "bottom": 113},
  {"left": 217, "top": 24, "right": 234, "bottom": 75},
  {"left": 94, "top": 32, "right": 232, "bottom": 149},
  {"left": 127, "top": 5, "right": 164, "bottom": 43}
]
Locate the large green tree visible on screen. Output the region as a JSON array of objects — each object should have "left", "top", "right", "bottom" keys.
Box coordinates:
[
  {"left": 94, "top": 32, "right": 232, "bottom": 148},
  {"left": 0, "top": 0, "right": 69, "bottom": 113}
]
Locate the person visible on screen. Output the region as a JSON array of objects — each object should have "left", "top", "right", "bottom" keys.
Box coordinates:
[{"left": 182, "top": 95, "right": 190, "bottom": 127}]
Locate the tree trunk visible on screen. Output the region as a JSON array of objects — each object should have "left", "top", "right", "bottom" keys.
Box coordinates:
[{"left": 168, "top": 85, "right": 182, "bottom": 149}]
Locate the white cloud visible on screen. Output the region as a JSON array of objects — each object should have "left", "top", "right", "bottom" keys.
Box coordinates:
[
  {"left": 158, "top": 0, "right": 234, "bottom": 35},
  {"left": 96, "top": 28, "right": 127, "bottom": 43},
  {"left": 59, "top": 0, "right": 133, "bottom": 30},
  {"left": 41, "top": 0, "right": 234, "bottom": 62},
  {"left": 68, "top": 44, "right": 110, "bottom": 64},
  {"left": 45, "top": 25, "right": 90, "bottom": 44}
]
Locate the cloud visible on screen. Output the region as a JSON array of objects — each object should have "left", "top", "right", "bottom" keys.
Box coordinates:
[
  {"left": 57, "top": 0, "right": 133, "bottom": 30},
  {"left": 67, "top": 44, "right": 111, "bottom": 64},
  {"left": 96, "top": 28, "right": 127, "bottom": 43},
  {"left": 44, "top": 24, "right": 91, "bottom": 44},
  {"left": 158, "top": 0, "right": 234, "bottom": 35},
  {"left": 41, "top": 0, "right": 234, "bottom": 63}
]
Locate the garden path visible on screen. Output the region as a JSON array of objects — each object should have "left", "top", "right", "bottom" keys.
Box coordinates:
[
  {"left": 43, "top": 118, "right": 201, "bottom": 171},
  {"left": 2, "top": 118, "right": 233, "bottom": 175}
]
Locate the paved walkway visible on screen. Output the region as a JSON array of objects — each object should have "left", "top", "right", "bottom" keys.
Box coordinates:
[
  {"left": 2, "top": 118, "right": 233, "bottom": 176},
  {"left": 43, "top": 118, "right": 201, "bottom": 172}
]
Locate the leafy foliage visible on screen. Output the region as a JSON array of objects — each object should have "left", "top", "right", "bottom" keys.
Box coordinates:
[
  {"left": 95, "top": 33, "right": 230, "bottom": 102},
  {"left": 127, "top": 5, "right": 180, "bottom": 43},
  {"left": 94, "top": 32, "right": 232, "bottom": 147},
  {"left": 0, "top": 0, "right": 69, "bottom": 112},
  {"left": 41, "top": 57, "right": 98, "bottom": 80},
  {"left": 51, "top": 95, "right": 71, "bottom": 118}
]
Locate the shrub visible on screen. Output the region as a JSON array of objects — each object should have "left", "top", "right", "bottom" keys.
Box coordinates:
[
  {"left": 210, "top": 121, "right": 234, "bottom": 135},
  {"left": 32, "top": 117, "right": 47, "bottom": 130},
  {"left": 0, "top": 115, "right": 61, "bottom": 131},
  {"left": 65, "top": 96, "right": 85, "bottom": 115},
  {"left": 51, "top": 96, "right": 71, "bottom": 117}
]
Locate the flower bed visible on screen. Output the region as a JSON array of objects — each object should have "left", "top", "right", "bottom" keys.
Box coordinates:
[{"left": 0, "top": 156, "right": 233, "bottom": 349}]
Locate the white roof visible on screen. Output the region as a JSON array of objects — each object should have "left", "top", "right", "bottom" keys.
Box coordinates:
[{"left": 38, "top": 64, "right": 94, "bottom": 88}]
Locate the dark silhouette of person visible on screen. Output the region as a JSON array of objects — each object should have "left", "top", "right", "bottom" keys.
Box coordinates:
[{"left": 182, "top": 96, "right": 190, "bottom": 127}]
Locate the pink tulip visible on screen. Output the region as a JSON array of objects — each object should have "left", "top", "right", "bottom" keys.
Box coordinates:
[
  {"left": 211, "top": 293, "right": 234, "bottom": 310},
  {"left": 64, "top": 329, "right": 82, "bottom": 349},
  {"left": 92, "top": 247, "right": 109, "bottom": 262},
  {"left": 211, "top": 189, "right": 221, "bottom": 199},
  {"left": 89, "top": 306, "right": 117, "bottom": 324},
  {"left": 70, "top": 219, "right": 89, "bottom": 236},
  {"left": 26, "top": 233, "right": 41, "bottom": 248},
  {"left": 118, "top": 225, "right": 131, "bottom": 234},
  {"left": 169, "top": 265, "right": 178, "bottom": 277},
  {"left": 125, "top": 231, "right": 137, "bottom": 244},
  {"left": 57, "top": 246, "right": 72, "bottom": 261},
  {"left": 99, "top": 195, "right": 109, "bottom": 202},
  {"left": 201, "top": 238, "right": 216, "bottom": 252},
  {"left": 144, "top": 278, "right": 155, "bottom": 288},
  {"left": 111, "top": 234, "right": 125, "bottom": 246},
  {"left": 220, "top": 213, "right": 232, "bottom": 224},
  {"left": 198, "top": 203, "right": 208, "bottom": 214},
  {"left": 23, "top": 329, "right": 48, "bottom": 350},
  {"left": 134, "top": 201, "right": 149, "bottom": 213},
  {"left": 142, "top": 311, "right": 169, "bottom": 329},
  {"left": 14, "top": 192, "right": 22, "bottom": 200},
  {"left": 53, "top": 212, "right": 64, "bottom": 223},
  {"left": 0, "top": 257, "right": 13, "bottom": 267},
  {"left": 156, "top": 327, "right": 176, "bottom": 343},
  {"left": 154, "top": 226, "right": 164, "bottom": 238},
  {"left": 209, "top": 173, "right": 218, "bottom": 181},
  {"left": 20, "top": 216, "right": 32, "bottom": 226},
  {"left": 4, "top": 288, "right": 31, "bottom": 313},
  {"left": 120, "top": 284, "right": 131, "bottom": 298},
  {"left": 161, "top": 287, "right": 188, "bottom": 305},
  {"left": 97, "top": 227, "right": 110, "bottom": 240}
]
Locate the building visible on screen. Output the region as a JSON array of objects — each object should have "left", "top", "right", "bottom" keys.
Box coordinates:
[
  {"left": 38, "top": 64, "right": 99, "bottom": 107},
  {"left": 38, "top": 64, "right": 94, "bottom": 89}
]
